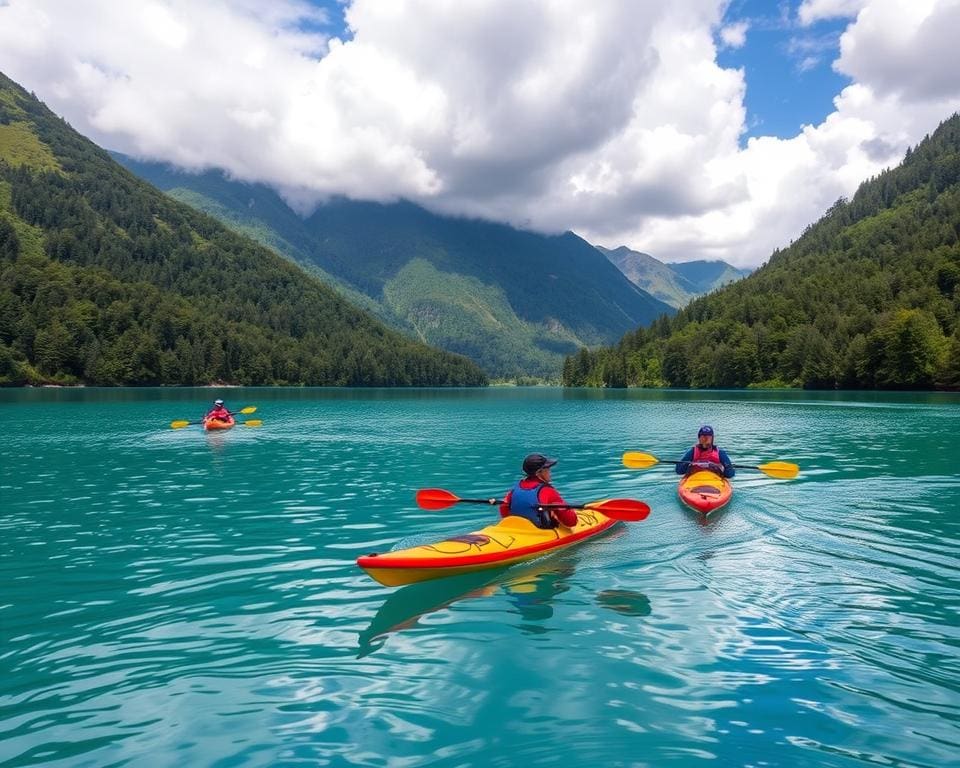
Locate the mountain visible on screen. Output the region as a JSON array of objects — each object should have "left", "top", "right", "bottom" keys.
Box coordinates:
[
  {"left": 564, "top": 113, "right": 960, "bottom": 390},
  {"left": 0, "top": 71, "right": 486, "bottom": 387},
  {"left": 598, "top": 245, "right": 749, "bottom": 308},
  {"left": 667, "top": 260, "right": 752, "bottom": 294},
  {"left": 115, "top": 157, "right": 675, "bottom": 380},
  {"left": 599, "top": 245, "right": 698, "bottom": 307}
]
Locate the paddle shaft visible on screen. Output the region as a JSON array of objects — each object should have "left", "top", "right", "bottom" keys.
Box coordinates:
[
  {"left": 622, "top": 451, "right": 798, "bottom": 479},
  {"left": 654, "top": 458, "right": 777, "bottom": 473},
  {"left": 414, "top": 488, "right": 649, "bottom": 521},
  {"left": 431, "top": 497, "right": 626, "bottom": 512}
]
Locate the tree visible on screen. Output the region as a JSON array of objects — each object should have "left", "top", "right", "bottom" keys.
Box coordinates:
[{"left": 867, "top": 309, "right": 948, "bottom": 388}]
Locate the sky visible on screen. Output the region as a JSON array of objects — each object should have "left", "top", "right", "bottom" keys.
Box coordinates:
[{"left": 0, "top": 0, "right": 959, "bottom": 268}]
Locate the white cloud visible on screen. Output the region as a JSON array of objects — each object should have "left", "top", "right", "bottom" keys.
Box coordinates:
[
  {"left": 719, "top": 21, "right": 749, "bottom": 49},
  {"left": 834, "top": 0, "right": 960, "bottom": 102},
  {"left": 798, "top": 0, "right": 869, "bottom": 26},
  {"left": 0, "top": 0, "right": 958, "bottom": 269}
]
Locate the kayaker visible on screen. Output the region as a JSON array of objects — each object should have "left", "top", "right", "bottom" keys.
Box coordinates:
[
  {"left": 500, "top": 454, "right": 578, "bottom": 529},
  {"left": 676, "top": 425, "right": 735, "bottom": 478},
  {"left": 204, "top": 399, "right": 232, "bottom": 423}
]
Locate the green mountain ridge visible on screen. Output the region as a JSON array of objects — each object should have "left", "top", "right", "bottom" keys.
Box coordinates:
[
  {"left": 0, "top": 71, "right": 486, "bottom": 387},
  {"left": 115, "top": 156, "right": 675, "bottom": 380},
  {"left": 597, "top": 245, "right": 750, "bottom": 308},
  {"left": 565, "top": 113, "right": 960, "bottom": 390}
]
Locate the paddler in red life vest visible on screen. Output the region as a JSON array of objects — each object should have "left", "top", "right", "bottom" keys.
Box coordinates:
[
  {"left": 499, "top": 453, "right": 578, "bottom": 529},
  {"left": 676, "top": 425, "right": 735, "bottom": 478},
  {"left": 205, "top": 399, "right": 232, "bottom": 423}
]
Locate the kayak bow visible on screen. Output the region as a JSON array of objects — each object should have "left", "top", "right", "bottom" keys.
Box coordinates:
[{"left": 678, "top": 470, "right": 732, "bottom": 514}]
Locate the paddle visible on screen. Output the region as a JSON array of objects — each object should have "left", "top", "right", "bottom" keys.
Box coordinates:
[
  {"left": 621, "top": 451, "right": 799, "bottom": 479},
  {"left": 414, "top": 488, "right": 651, "bottom": 522},
  {"left": 170, "top": 406, "right": 257, "bottom": 429}
]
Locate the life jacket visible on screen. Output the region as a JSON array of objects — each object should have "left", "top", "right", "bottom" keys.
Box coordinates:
[
  {"left": 206, "top": 407, "right": 231, "bottom": 422},
  {"left": 509, "top": 481, "right": 557, "bottom": 529},
  {"left": 692, "top": 444, "right": 721, "bottom": 465}
]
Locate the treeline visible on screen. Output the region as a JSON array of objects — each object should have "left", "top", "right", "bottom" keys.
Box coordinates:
[
  {"left": 564, "top": 113, "right": 960, "bottom": 390},
  {"left": 0, "top": 73, "right": 486, "bottom": 387}
]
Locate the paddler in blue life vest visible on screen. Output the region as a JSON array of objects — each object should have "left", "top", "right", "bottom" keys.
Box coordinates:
[
  {"left": 676, "top": 425, "right": 735, "bottom": 478},
  {"left": 500, "top": 453, "right": 578, "bottom": 529}
]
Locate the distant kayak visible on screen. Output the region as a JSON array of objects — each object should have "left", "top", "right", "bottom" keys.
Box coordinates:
[
  {"left": 357, "top": 507, "right": 619, "bottom": 587},
  {"left": 678, "top": 470, "right": 732, "bottom": 514},
  {"left": 202, "top": 416, "right": 235, "bottom": 431}
]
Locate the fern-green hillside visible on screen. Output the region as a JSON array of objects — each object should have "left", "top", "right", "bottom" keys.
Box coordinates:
[
  {"left": 0, "top": 121, "right": 61, "bottom": 172},
  {"left": 383, "top": 259, "right": 581, "bottom": 377}
]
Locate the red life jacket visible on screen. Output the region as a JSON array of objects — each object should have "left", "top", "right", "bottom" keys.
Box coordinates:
[{"left": 693, "top": 445, "right": 720, "bottom": 464}]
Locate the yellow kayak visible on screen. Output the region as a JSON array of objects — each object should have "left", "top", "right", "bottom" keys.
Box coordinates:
[{"left": 357, "top": 507, "right": 619, "bottom": 587}]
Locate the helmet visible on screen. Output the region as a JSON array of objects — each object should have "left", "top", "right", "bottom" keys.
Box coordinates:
[
  {"left": 698, "top": 425, "right": 714, "bottom": 437},
  {"left": 214, "top": 399, "right": 224, "bottom": 406},
  {"left": 522, "top": 453, "right": 558, "bottom": 475}
]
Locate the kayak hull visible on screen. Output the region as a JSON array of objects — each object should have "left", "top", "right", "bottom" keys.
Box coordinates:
[
  {"left": 678, "top": 470, "right": 732, "bottom": 514},
  {"left": 357, "top": 506, "right": 619, "bottom": 587},
  {"left": 203, "top": 417, "right": 235, "bottom": 431}
]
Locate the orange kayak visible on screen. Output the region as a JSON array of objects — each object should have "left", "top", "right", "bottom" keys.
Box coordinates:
[
  {"left": 678, "top": 470, "right": 732, "bottom": 514},
  {"left": 202, "top": 416, "right": 235, "bottom": 431},
  {"left": 357, "top": 507, "right": 619, "bottom": 587}
]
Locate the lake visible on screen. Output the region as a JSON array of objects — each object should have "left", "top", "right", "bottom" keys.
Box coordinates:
[{"left": 2, "top": 387, "right": 958, "bottom": 767}]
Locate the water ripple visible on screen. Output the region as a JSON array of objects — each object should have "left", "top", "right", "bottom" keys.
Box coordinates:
[{"left": 2, "top": 388, "right": 959, "bottom": 766}]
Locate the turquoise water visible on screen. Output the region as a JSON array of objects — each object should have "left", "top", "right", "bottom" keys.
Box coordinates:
[{"left": 2, "top": 387, "right": 958, "bottom": 767}]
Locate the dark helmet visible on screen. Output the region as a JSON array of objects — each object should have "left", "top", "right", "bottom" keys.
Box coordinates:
[
  {"left": 698, "top": 425, "right": 714, "bottom": 437},
  {"left": 522, "top": 453, "right": 558, "bottom": 476}
]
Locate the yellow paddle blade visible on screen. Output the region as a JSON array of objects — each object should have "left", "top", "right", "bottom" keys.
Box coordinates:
[
  {"left": 239, "top": 406, "right": 257, "bottom": 415},
  {"left": 170, "top": 420, "right": 191, "bottom": 429},
  {"left": 242, "top": 420, "right": 262, "bottom": 427},
  {"left": 622, "top": 451, "right": 660, "bottom": 469},
  {"left": 758, "top": 461, "right": 799, "bottom": 479}
]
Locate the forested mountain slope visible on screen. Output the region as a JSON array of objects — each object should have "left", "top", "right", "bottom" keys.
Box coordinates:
[
  {"left": 117, "top": 158, "right": 674, "bottom": 380},
  {"left": 565, "top": 113, "right": 960, "bottom": 390},
  {"left": 0, "top": 72, "right": 486, "bottom": 386}
]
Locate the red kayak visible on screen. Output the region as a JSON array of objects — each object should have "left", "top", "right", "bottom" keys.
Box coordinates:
[
  {"left": 202, "top": 416, "right": 235, "bottom": 431},
  {"left": 678, "top": 470, "right": 732, "bottom": 514}
]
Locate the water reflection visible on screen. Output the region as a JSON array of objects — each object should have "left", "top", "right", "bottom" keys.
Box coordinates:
[
  {"left": 596, "top": 588, "right": 652, "bottom": 617},
  {"left": 358, "top": 558, "right": 653, "bottom": 656},
  {"left": 505, "top": 563, "right": 575, "bottom": 631}
]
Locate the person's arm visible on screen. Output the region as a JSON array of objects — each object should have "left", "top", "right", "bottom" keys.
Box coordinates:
[
  {"left": 499, "top": 489, "right": 512, "bottom": 518},
  {"left": 539, "top": 486, "right": 577, "bottom": 527},
  {"left": 676, "top": 447, "right": 694, "bottom": 475},
  {"left": 718, "top": 449, "right": 735, "bottom": 478}
]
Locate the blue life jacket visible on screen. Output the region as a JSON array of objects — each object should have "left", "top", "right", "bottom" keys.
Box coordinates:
[{"left": 509, "top": 481, "right": 556, "bottom": 529}]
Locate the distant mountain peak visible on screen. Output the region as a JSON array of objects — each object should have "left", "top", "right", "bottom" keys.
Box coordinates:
[{"left": 597, "top": 245, "right": 750, "bottom": 308}]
